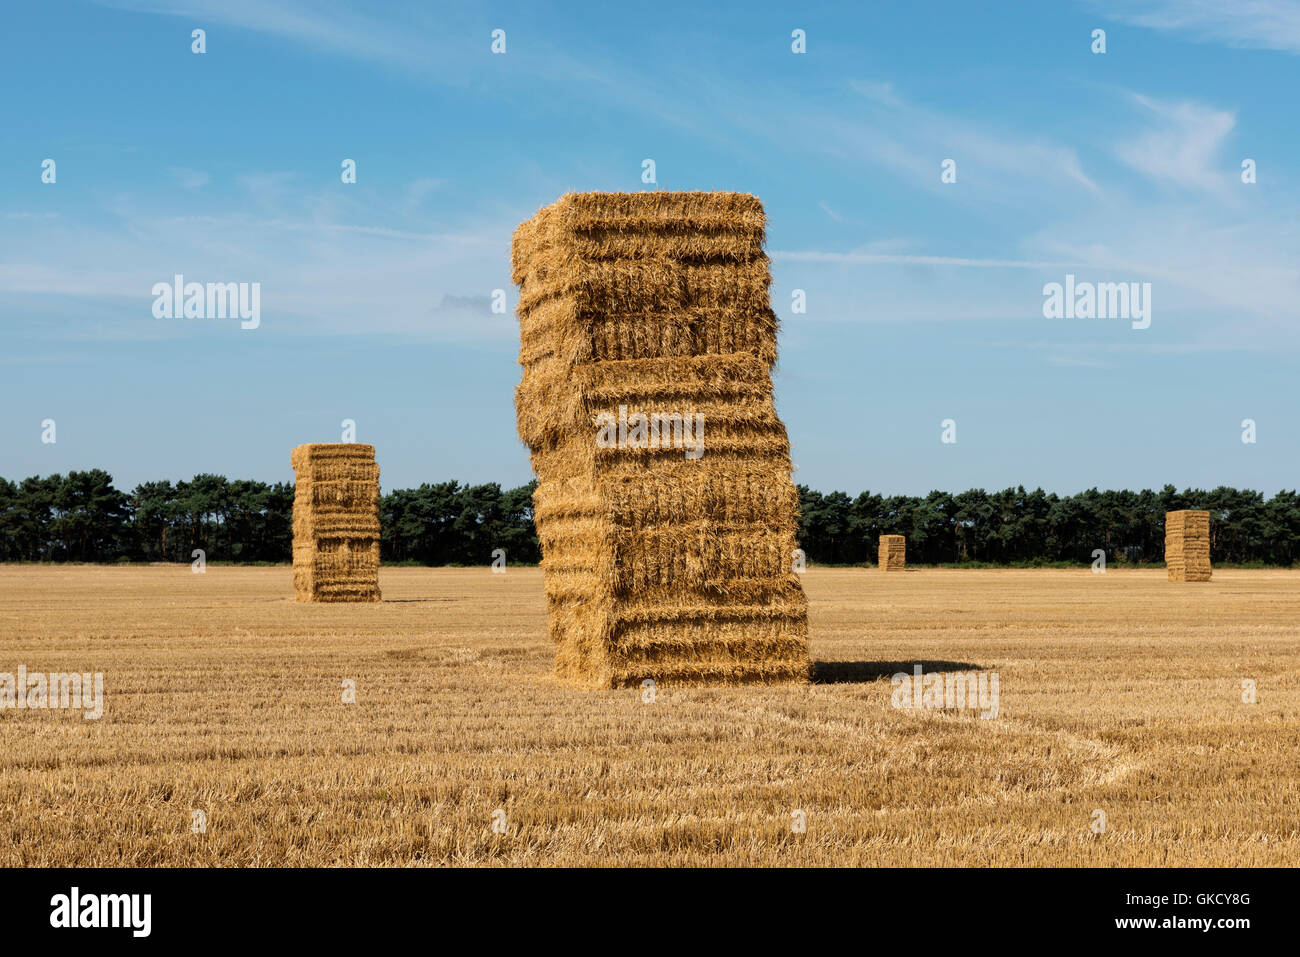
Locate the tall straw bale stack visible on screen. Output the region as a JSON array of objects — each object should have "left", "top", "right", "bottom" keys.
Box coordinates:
[
  {"left": 511, "top": 191, "right": 810, "bottom": 689},
  {"left": 879, "top": 534, "right": 906, "bottom": 571},
  {"left": 291, "top": 443, "right": 382, "bottom": 602},
  {"left": 1164, "top": 509, "right": 1212, "bottom": 582}
]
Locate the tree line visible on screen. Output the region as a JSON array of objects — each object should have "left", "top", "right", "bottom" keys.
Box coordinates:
[
  {"left": 1, "top": 471, "right": 1297, "bottom": 566},
  {"left": 797, "top": 485, "right": 1300, "bottom": 566},
  {"left": 0, "top": 471, "right": 540, "bottom": 565}
]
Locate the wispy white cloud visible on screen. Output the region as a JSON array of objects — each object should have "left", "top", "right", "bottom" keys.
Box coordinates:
[
  {"left": 773, "top": 250, "right": 1079, "bottom": 269},
  {"left": 403, "top": 177, "right": 447, "bottom": 212},
  {"left": 1046, "top": 354, "right": 1115, "bottom": 369},
  {"left": 773, "top": 80, "right": 1296, "bottom": 346},
  {"left": 816, "top": 201, "right": 842, "bottom": 222},
  {"left": 0, "top": 189, "right": 518, "bottom": 340},
  {"left": 168, "top": 167, "right": 210, "bottom": 189},
  {"left": 96, "top": 0, "right": 458, "bottom": 77},
  {"left": 948, "top": 129, "right": 1102, "bottom": 195},
  {"left": 847, "top": 79, "right": 903, "bottom": 108},
  {"left": 1092, "top": 0, "right": 1300, "bottom": 55},
  {"left": 833, "top": 79, "right": 1102, "bottom": 195},
  {"left": 1115, "top": 94, "right": 1236, "bottom": 192},
  {"left": 1025, "top": 210, "right": 1300, "bottom": 332},
  {"left": 777, "top": 200, "right": 1300, "bottom": 340},
  {"left": 31, "top": 4, "right": 1300, "bottom": 354},
  {"left": 235, "top": 171, "right": 299, "bottom": 203}
]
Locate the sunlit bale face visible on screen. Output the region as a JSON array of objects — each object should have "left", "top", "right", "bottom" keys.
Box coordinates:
[
  {"left": 1164, "top": 510, "right": 1212, "bottom": 583},
  {"left": 291, "top": 443, "right": 382, "bottom": 603}
]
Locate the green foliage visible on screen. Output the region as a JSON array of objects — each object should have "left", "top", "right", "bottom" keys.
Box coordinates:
[
  {"left": 0, "top": 473, "right": 1295, "bottom": 567},
  {"left": 0, "top": 472, "right": 540, "bottom": 565},
  {"left": 380, "top": 479, "right": 539, "bottom": 565},
  {"left": 795, "top": 483, "right": 1300, "bottom": 566}
]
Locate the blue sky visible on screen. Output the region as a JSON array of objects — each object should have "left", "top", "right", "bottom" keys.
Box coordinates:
[{"left": 2, "top": 0, "right": 1297, "bottom": 495}]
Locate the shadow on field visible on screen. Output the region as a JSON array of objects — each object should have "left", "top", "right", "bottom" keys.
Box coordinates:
[
  {"left": 812, "top": 660, "right": 986, "bottom": 684},
  {"left": 383, "top": 598, "right": 458, "bottom": 603}
]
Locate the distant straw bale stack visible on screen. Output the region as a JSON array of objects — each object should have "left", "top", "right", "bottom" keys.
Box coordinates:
[
  {"left": 290, "top": 443, "right": 382, "bottom": 602},
  {"left": 879, "top": 534, "right": 906, "bottom": 571},
  {"left": 1165, "top": 509, "right": 1211, "bottom": 582},
  {"left": 510, "top": 191, "right": 810, "bottom": 689}
]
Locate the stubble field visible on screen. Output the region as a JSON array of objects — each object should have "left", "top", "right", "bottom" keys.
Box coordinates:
[{"left": 1, "top": 565, "right": 1296, "bottom": 866}]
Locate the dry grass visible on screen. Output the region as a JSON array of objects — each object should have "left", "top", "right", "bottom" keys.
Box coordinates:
[{"left": 1, "top": 565, "right": 1296, "bottom": 866}]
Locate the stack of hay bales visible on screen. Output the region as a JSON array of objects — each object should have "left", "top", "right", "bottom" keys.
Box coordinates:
[
  {"left": 290, "top": 443, "right": 382, "bottom": 602},
  {"left": 879, "top": 534, "right": 906, "bottom": 571},
  {"left": 1165, "top": 509, "right": 1212, "bottom": 582},
  {"left": 510, "top": 191, "right": 810, "bottom": 689}
]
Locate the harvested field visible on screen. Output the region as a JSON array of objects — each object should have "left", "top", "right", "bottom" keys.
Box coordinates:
[{"left": 0, "top": 565, "right": 1297, "bottom": 867}]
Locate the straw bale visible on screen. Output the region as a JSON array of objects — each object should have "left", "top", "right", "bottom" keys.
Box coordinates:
[
  {"left": 511, "top": 191, "right": 810, "bottom": 688},
  {"left": 291, "top": 443, "right": 382, "bottom": 602},
  {"left": 1164, "top": 509, "right": 1212, "bottom": 582},
  {"left": 879, "top": 534, "right": 906, "bottom": 571}
]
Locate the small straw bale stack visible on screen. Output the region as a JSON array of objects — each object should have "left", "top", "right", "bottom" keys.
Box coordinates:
[
  {"left": 1164, "top": 509, "right": 1212, "bottom": 582},
  {"left": 290, "top": 443, "right": 382, "bottom": 602},
  {"left": 510, "top": 191, "right": 810, "bottom": 689},
  {"left": 879, "top": 534, "right": 906, "bottom": 571}
]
